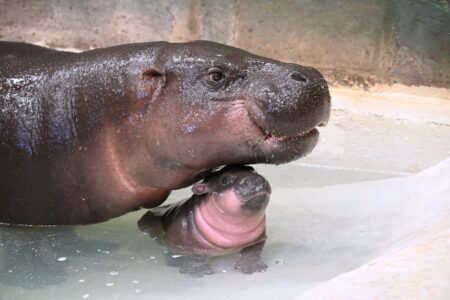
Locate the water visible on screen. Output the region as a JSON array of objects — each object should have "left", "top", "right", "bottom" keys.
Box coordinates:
[{"left": 1, "top": 159, "right": 448, "bottom": 299}]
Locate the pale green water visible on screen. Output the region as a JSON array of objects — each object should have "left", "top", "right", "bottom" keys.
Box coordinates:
[
  {"left": 0, "top": 163, "right": 406, "bottom": 300},
  {"left": 1, "top": 159, "right": 449, "bottom": 300}
]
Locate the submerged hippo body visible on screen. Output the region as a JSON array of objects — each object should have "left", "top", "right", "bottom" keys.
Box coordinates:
[
  {"left": 138, "top": 165, "right": 271, "bottom": 275},
  {"left": 0, "top": 41, "right": 330, "bottom": 225}
]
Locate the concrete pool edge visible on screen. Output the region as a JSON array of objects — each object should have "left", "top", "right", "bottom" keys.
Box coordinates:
[
  {"left": 299, "top": 158, "right": 450, "bottom": 300},
  {"left": 330, "top": 85, "right": 450, "bottom": 125}
]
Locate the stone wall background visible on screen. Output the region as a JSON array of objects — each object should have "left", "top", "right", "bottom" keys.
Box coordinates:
[{"left": 0, "top": 0, "right": 448, "bottom": 88}]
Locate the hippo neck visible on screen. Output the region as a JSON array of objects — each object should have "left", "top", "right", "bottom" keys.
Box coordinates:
[{"left": 193, "top": 196, "right": 266, "bottom": 249}]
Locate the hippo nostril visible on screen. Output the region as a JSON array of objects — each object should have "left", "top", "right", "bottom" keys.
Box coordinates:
[{"left": 291, "top": 71, "right": 308, "bottom": 83}]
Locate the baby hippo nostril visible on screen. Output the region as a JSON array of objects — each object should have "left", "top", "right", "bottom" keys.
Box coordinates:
[{"left": 290, "top": 71, "right": 308, "bottom": 83}]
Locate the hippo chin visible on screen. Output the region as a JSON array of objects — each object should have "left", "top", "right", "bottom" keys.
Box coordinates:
[
  {"left": 0, "top": 40, "right": 330, "bottom": 225},
  {"left": 138, "top": 165, "right": 271, "bottom": 276}
]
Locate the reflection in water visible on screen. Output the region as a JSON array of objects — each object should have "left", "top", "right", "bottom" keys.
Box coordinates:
[{"left": 0, "top": 226, "right": 119, "bottom": 289}]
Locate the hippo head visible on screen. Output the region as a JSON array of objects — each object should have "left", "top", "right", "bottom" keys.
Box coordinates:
[
  {"left": 125, "top": 41, "right": 330, "bottom": 189},
  {"left": 190, "top": 165, "right": 270, "bottom": 249},
  {"left": 192, "top": 165, "right": 271, "bottom": 215}
]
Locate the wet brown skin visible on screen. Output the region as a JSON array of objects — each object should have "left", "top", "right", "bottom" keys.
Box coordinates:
[{"left": 0, "top": 41, "right": 330, "bottom": 225}]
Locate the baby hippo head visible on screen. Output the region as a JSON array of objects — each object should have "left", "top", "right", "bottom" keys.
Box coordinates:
[{"left": 192, "top": 165, "right": 271, "bottom": 216}]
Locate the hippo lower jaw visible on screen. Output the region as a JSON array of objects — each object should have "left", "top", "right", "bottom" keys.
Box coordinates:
[
  {"left": 250, "top": 121, "right": 321, "bottom": 164},
  {"left": 249, "top": 108, "right": 322, "bottom": 141},
  {"left": 264, "top": 127, "right": 318, "bottom": 142},
  {"left": 238, "top": 103, "right": 326, "bottom": 164},
  {"left": 242, "top": 192, "right": 270, "bottom": 211}
]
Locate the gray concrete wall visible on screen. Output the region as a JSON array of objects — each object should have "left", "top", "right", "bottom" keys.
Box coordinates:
[{"left": 0, "top": 0, "right": 448, "bottom": 88}]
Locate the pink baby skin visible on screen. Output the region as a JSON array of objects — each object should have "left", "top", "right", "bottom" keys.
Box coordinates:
[{"left": 139, "top": 165, "right": 271, "bottom": 275}]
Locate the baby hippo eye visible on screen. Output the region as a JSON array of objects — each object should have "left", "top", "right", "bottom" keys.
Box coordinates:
[
  {"left": 221, "top": 176, "right": 230, "bottom": 186},
  {"left": 220, "top": 174, "right": 235, "bottom": 186}
]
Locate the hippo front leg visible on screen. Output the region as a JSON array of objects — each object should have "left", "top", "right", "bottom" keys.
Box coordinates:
[{"left": 234, "top": 240, "right": 267, "bottom": 274}]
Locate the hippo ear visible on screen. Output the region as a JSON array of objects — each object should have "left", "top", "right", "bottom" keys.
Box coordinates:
[
  {"left": 142, "top": 68, "right": 166, "bottom": 88},
  {"left": 192, "top": 183, "right": 209, "bottom": 195}
]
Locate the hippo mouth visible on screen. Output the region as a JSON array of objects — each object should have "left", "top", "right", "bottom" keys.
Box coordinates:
[
  {"left": 245, "top": 111, "right": 324, "bottom": 164},
  {"left": 242, "top": 192, "right": 270, "bottom": 211},
  {"left": 262, "top": 126, "right": 321, "bottom": 142},
  {"left": 252, "top": 115, "right": 324, "bottom": 146}
]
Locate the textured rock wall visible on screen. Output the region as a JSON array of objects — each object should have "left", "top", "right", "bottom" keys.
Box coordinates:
[{"left": 0, "top": 0, "right": 448, "bottom": 88}]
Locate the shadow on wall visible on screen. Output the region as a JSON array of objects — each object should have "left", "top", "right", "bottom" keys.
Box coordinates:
[{"left": 0, "top": 0, "right": 448, "bottom": 88}]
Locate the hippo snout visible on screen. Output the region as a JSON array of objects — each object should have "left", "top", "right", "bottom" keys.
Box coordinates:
[
  {"left": 248, "top": 64, "right": 331, "bottom": 138},
  {"left": 289, "top": 65, "right": 324, "bottom": 84},
  {"left": 242, "top": 192, "right": 270, "bottom": 210},
  {"left": 235, "top": 173, "right": 271, "bottom": 199}
]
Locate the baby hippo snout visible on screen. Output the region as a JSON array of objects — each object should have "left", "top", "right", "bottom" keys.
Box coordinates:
[
  {"left": 235, "top": 173, "right": 271, "bottom": 210},
  {"left": 236, "top": 173, "right": 271, "bottom": 197}
]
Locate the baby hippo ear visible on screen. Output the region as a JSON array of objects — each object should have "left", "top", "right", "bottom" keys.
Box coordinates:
[{"left": 192, "top": 183, "right": 209, "bottom": 195}]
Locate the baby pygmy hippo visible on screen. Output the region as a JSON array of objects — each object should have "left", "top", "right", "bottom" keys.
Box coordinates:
[{"left": 138, "top": 165, "right": 271, "bottom": 276}]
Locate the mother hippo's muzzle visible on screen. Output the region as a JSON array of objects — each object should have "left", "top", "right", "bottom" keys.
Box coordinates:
[{"left": 247, "top": 64, "right": 330, "bottom": 138}]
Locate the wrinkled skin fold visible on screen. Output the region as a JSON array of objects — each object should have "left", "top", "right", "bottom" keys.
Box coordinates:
[{"left": 0, "top": 40, "right": 330, "bottom": 225}]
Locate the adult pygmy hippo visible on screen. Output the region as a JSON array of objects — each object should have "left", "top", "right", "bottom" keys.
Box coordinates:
[
  {"left": 138, "top": 165, "right": 271, "bottom": 276},
  {"left": 0, "top": 40, "right": 330, "bottom": 225}
]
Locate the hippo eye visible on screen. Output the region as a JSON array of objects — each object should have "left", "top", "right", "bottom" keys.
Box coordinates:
[
  {"left": 205, "top": 67, "right": 226, "bottom": 88},
  {"left": 220, "top": 175, "right": 234, "bottom": 186},
  {"left": 209, "top": 71, "right": 223, "bottom": 81}
]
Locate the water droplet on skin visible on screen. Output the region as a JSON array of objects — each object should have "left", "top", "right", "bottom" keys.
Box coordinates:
[
  {"left": 78, "top": 279, "right": 85, "bottom": 283},
  {"left": 106, "top": 282, "right": 114, "bottom": 287},
  {"left": 57, "top": 257, "right": 67, "bottom": 262},
  {"left": 82, "top": 294, "right": 89, "bottom": 299},
  {"left": 109, "top": 271, "right": 119, "bottom": 276}
]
